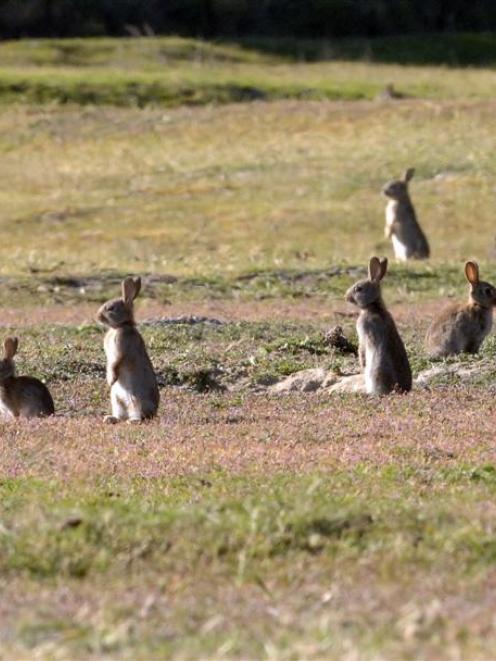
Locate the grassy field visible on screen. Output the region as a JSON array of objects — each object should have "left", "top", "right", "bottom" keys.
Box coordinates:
[
  {"left": 2, "top": 36, "right": 496, "bottom": 107},
  {"left": 3, "top": 99, "right": 496, "bottom": 280},
  {"left": 3, "top": 36, "right": 496, "bottom": 659}
]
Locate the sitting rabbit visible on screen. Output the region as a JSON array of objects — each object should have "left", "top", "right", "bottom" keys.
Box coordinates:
[
  {"left": 425, "top": 261, "right": 496, "bottom": 358},
  {"left": 0, "top": 337, "right": 54, "bottom": 418}
]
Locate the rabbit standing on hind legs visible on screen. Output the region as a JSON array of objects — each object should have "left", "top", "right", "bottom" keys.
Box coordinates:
[
  {"left": 97, "top": 276, "right": 159, "bottom": 423},
  {"left": 383, "top": 168, "right": 430, "bottom": 261},
  {"left": 345, "top": 257, "right": 412, "bottom": 395}
]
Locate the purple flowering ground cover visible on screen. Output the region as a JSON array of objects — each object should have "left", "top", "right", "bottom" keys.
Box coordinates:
[{"left": 2, "top": 314, "right": 496, "bottom": 658}]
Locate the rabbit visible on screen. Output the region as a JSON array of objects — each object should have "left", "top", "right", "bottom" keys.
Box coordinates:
[
  {"left": 0, "top": 337, "right": 55, "bottom": 418},
  {"left": 425, "top": 261, "right": 496, "bottom": 358},
  {"left": 97, "top": 276, "right": 159, "bottom": 423},
  {"left": 345, "top": 257, "right": 412, "bottom": 395},
  {"left": 383, "top": 168, "right": 430, "bottom": 261}
]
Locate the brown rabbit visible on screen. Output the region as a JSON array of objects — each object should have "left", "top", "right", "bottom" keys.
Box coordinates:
[
  {"left": 425, "top": 261, "right": 496, "bottom": 358},
  {"left": 97, "top": 276, "right": 159, "bottom": 423},
  {"left": 345, "top": 257, "right": 412, "bottom": 395},
  {"left": 383, "top": 168, "right": 430, "bottom": 261},
  {"left": 0, "top": 337, "right": 55, "bottom": 418}
]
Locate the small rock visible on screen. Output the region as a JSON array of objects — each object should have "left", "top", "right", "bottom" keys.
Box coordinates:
[
  {"left": 270, "top": 367, "right": 327, "bottom": 393},
  {"left": 321, "top": 371, "right": 340, "bottom": 388},
  {"left": 307, "top": 533, "right": 325, "bottom": 551},
  {"left": 327, "top": 374, "right": 366, "bottom": 394},
  {"left": 415, "top": 365, "right": 450, "bottom": 385},
  {"left": 415, "top": 362, "right": 484, "bottom": 387},
  {"left": 61, "top": 515, "right": 83, "bottom": 530},
  {"left": 143, "top": 315, "right": 224, "bottom": 327}
]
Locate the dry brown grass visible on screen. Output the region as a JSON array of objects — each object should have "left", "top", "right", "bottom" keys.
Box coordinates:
[
  {"left": 0, "top": 297, "right": 447, "bottom": 327},
  {"left": 2, "top": 387, "right": 494, "bottom": 481}
]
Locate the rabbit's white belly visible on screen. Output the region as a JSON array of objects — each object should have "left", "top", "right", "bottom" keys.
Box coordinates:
[
  {"left": 364, "top": 344, "right": 379, "bottom": 393},
  {"left": 385, "top": 203, "right": 396, "bottom": 231},
  {"left": 358, "top": 326, "right": 379, "bottom": 394},
  {"left": 0, "top": 398, "right": 14, "bottom": 419},
  {"left": 391, "top": 235, "right": 408, "bottom": 261},
  {"left": 112, "top": 379, "right": 133, "bottom": 402}
]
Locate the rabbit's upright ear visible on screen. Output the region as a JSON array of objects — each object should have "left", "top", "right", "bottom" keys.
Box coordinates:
[
  {"left": 378, "top": 257, "right": 388, "bottom": 280},
  {"left": 3, "top": 336, "right": 18, "bottom": 359},
  {"left": 368, "top": 257, "right": 383, "bottom": 282},
  {"left": 403, "top": 168, "right": 415, "bottom": 183},
  {"left": 465, "top": 261, "right": 479, "bottom": 284},
  {"left": 122, "top": 276, "right": 142, "bottom": 304}
]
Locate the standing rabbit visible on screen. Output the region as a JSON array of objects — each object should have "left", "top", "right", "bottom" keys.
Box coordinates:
[
  {"left": 425, "top": 261, "right": 496, "bottom": 358},
  {"left": 0, "top": 337, "right": 55, "bottom": 418},
  {"left": 97, "top": 276, "right": 159, "bottom": 423},
  {"left": 345, "top": 257, "right": 412, "bottom": 395},
  {"left": 383, "top": 168, "right": 430, "bottom": 261}
]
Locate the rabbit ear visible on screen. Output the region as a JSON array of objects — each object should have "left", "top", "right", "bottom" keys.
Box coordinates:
[
  {"left": 465, "top": 261, "right": 479, "bottom": 284},
  {"left": 121, "top": 276, "right": 141, "bottom": 304},
  {"left": 403, "top": 168, "right": 415, "bottom": 183},
  {"left": 3, "top": 336, "right": 18, "bottom": 359},
  {"left": 368, "top": 256, "right": 385, "bottom": 282},
  {"left": 379, "top": 257, "right": 388, "bottom": 280}
]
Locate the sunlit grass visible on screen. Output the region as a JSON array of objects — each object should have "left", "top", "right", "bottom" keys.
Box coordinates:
[
  {"left": 3, "top": 36, "right": 496, "bottom": 659},
  {"left": 2, "top": 37, "right": 496, "bottom": 107},
  {"left": 0, "top": 100, "right": 495, "bottom": 280}
]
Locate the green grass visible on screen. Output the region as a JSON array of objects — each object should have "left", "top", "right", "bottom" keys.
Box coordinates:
[
  {"left": 4, "top": 34, "right": 496, "bottom": 69},
  {"left": 4, "top": 468, "right": 496, "bottom": 658},
  {"left": 0, "top": 37, "right": 273, "bottom": 68},
  {"left": 4, "top": 35, "right": 496, "bottom": 660},
  {"left": 2, "top": 36, "right": 496, "bottom": 107},
  {"left": 1, "top": 100, "right": 496, "bottom": 280}
]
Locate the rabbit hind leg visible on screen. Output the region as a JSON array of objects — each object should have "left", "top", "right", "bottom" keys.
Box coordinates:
[{"left": 107, "top": 384, "right": 129, "bottom": 422}]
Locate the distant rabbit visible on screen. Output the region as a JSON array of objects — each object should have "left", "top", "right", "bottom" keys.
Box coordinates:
[
  {"left": 383, "top": 168, "right": 430, "bottom": 261},
  {"left": 0, "top": 337, "right": 55, "bottom": 418},
  {"left": 345, "top": 257, "right": 412, "bottom": 395},
  {"left": 425, "top": 261, "right": 496, "bottom": 358},
  {"left": 97, "top": 276, "right": 159, "bottom": 423}
]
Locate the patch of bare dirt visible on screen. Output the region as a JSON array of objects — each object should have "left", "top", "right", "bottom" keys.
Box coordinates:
[{"left": 0, "top": 299, "right": 448, "bottom": 327}]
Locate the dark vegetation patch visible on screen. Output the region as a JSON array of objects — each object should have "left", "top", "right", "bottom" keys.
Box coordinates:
[
  {"left": 3, "top": 34, "right": 496, "bottom": 69},
  {"left": 2, "top": 35, "right": 496, "bottom": 110},
  {"left": 241, "top": 33, "right": 496, "bottom": 67},
  {"left": 0, "top": 263, "right": 467, "bottom": 307}
]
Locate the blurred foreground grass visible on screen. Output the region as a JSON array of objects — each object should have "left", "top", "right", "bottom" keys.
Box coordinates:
[{"left": 4, "top": 455, "right": 496, "bottom": 658}]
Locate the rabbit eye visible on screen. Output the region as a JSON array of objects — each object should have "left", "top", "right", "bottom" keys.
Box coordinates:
[{"left": 356, "top": 285, "right": 362, "bottom": 292}]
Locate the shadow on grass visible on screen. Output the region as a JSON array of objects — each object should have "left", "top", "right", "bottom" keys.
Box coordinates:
[{"left": 236, "top": 33, "right": 496, "bottom": 67}]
